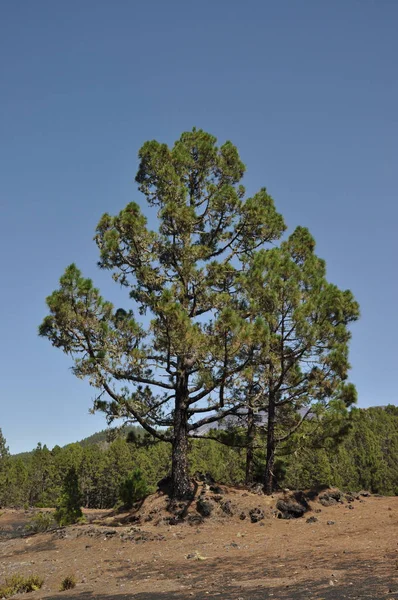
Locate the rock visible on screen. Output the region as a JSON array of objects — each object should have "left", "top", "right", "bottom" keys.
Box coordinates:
[
  {"left": 220, "top": 500, "right": 234, "bottom": 516},
  {"left": 327, "top": 520, "right": 335, "bottom": 525},
  {"left": 250, "top": 483, "right": 264, "bottom": 495},
  {"left": 209, "top": 485, "right": 224, "bottom": 494},
  {"left": 360, "top": 490, "right": 371, "bottom": 497},
  {"left": 276, "top": 498, "right": 306, "bottom": 519},
  {"left": 348, "top": 505, "right": 354, "bottom": 510},
  {"left": 249, "top": 507, "right": 265, "bottom": 523},
  {"left": 187, "top": 515, "right": 204, "bottom": 526},
  {"left": 319, "top": 490, "right": 345, "bottom": 506},
  {"left": 186, "top": 551, "right": 207, "bottom": 561},
  {"left": 344, "top": 493, "right": 355, "bottom": 503},
  {"left": 306, "top": 516, "right": 318, "bottom": 524},
  {"left": 239, "top": 511, "right": 247, "bottom": 520},
  {"left": 196, "top": 498, "right": 213, "bottom": 517}
]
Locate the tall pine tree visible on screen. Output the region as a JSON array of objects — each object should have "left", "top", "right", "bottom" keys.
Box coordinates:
[{"left": 39, "top": 129, "right": 286, "bottom": 498}]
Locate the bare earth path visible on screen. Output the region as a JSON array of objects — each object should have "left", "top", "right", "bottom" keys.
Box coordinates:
[{"left": 1, "top": 494, "right": 397, "bottom": 599}]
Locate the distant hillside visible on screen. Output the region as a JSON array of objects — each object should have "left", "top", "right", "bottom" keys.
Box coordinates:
[
  {"left": 77, "top": 425, "right": 144, "bottom": 447},
  {"left": 12, "top": 425, "right": 144, "bottom": 458}
]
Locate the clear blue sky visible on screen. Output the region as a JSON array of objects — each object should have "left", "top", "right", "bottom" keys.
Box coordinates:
[{"left": 1, "top": 1, "right": 397, "bottom": 454}]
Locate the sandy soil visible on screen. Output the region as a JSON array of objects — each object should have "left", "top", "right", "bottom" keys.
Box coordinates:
[{"left": 1, "top": 487, "right": 397, "bottom": 600}]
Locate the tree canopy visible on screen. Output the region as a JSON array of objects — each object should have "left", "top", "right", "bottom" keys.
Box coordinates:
[{"left": 39, "top": 128, "right": 358, "bottom": 498}]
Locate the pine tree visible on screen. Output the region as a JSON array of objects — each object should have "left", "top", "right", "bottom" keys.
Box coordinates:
[
  {"left": 39, "top": 129, "right": 286, "bottom": 499},
  {"left": 243, "top": 226, "right": 359, "bottom": 492},
  {"left": 54, "top": 466, "right": 83, "bottom": 526},
  {"left": 0, "top": 429, "right": 10, "bottom": 506}
]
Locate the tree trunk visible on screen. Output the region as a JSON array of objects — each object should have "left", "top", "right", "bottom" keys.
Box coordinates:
[
  {"left": 245, "top": 404, "right": 255, "bottom": 485},
  {"left": 171, "top": 366, "right": 192, "bottom": 499},
  {"left": 264, "top": 394, "right": 276, "bottom": 494}
]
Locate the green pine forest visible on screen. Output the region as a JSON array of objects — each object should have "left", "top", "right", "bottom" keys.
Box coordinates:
[{"left": 1, "top": 405, "right": 398, "bottom": 510}]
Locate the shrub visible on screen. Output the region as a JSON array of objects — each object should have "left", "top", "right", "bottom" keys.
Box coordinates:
[
  {"left": 0, "top": 574, "right": 44, "bottom": 598},
  {"left": 25, "top": 511, "right": 55, "bottom": 533},
  {"left": 119, "top": 469, "right": 149, "bottom": 509},
  {"left": 59, "top": 575, "right": 76, "bottom": 591}
]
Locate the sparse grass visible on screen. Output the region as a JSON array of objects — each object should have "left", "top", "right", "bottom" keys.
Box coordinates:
[
  {"left": 0, "top": 574, "right": 44, "bottom": 598},
  {"left": 59, "top": 575, "right": 76, "bottom": 591}
]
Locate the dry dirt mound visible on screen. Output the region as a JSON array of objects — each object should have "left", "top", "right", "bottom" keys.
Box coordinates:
[{"left": 99, "top": 482, "right": 366, "bottom": 528}]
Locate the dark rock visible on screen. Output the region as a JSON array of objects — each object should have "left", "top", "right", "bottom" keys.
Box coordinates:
[
  {"left": 348, "top": 505, "right": 354, "bottom": 510},
  {"left": 319, "top": 490, "right": 345, "bottom": 506},
  {"left": 220, "top": 500, "right": 235, "bottom": 516},
  {"left": 187, "top": 515, "right": 204, "bottom": 526},
  {"left": 276, "top": 499, "right": 306, "bottom": 519},
  {"left": 327, "top": 520, "right": 335, "bottom": 525},
  {"left": 249, "top": 507, "right": 265, "bottom": 523},
  {"left": 360, "top": 490, "right": 371, "bottom": 497},
  {"left": 319, "top": 496, "right": 337, "bottom": 507},
  {"left": 239, "top": 511, "right": 247, "bottom": 520},
  {"left": 306, "top": 516, "right": 318, "bottom": 524},
  {"left": 196, "top": 498, "right": 213, "bottom": 517},
  {"left": 210, "top": 485, "right": 224, "bottom": 495}
]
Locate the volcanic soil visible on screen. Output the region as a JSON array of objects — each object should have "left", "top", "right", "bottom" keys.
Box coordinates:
[{"left": 1, "top": 484, "right": 398, "bottom": 600}]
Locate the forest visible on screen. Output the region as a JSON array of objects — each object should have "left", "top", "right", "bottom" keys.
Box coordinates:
[{"left": 1, "top": 405, "right": 397, "bottom": 510}]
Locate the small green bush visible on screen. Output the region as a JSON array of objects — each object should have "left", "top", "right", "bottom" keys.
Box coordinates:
[
  {"left": 25, "top": 511, "right": 55, "bottom": 533},
  {"left": 0, "top": 574, "right": 44, "bottom": 598},
  {"left": 119, "top": 468, "right": 149, "bottom": 509},
  {"left": 59, "top": 575, "right": 76, "bottom": 591}
]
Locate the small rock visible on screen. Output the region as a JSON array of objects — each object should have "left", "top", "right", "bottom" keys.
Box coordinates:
[
  {"left": 220, "top": 500, "right": 235, "bottom": 516},
  {"left": 249, "top": 507, "right": 265, "bottom": 523},
  {"left": 306, "top": 516, "right": 318, "bottom": 524},
  {"left": 327, "top": 520, "right": 335, "bottom": 525},
  {"left": 196, "top": 498, "right": 213, "bottom": 517},
  {"left": 251, "top": 483, "right": 264, "bottom": 495}
]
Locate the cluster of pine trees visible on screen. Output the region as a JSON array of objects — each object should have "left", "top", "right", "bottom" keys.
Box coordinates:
[
  {"left": 1, "top": 405, "right": 397, "bottom": 510},
  {"left": 38, "top": 128, "right": 360, "bottom": 499}
]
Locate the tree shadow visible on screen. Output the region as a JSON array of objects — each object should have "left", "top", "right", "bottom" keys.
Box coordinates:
[
  {"left": 92, "top": 552, "right": 397, "bottom": 600},
  {"left": 1, "top": 537, "right": 57, "bottom": 558}
]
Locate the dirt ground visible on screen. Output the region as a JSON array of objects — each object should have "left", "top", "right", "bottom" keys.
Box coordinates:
[{"left": 1, "top": 486, "right": 398, "bottom": 600}]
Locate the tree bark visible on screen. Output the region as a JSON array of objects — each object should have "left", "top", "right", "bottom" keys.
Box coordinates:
[
  {"left": 245, "top": 404, "right": 255, "bottom": 485},
  {"left": 171, "top": 365, "right": 192, "bottom": 499},
  {"left": 264, "top": 393, "right": 276, "bottom": 494}
]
